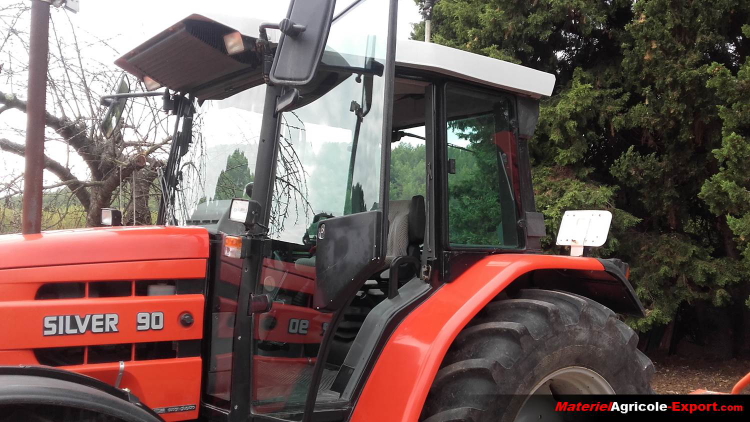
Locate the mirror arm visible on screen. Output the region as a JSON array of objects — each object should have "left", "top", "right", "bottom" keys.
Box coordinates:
[
  {"left": 258, "top": 22, "right": 280, "bottom": 39},
  {"left": 99, "top": 91, "right": 162, "bottom": 106},
  {"left": 257, "top": 23, "right": 279, "bottom": 84},
  {"left": 388, "top": 256, "right": 421, "bottom": 299},
  {"left": 276, "top": 88, "right": 301, "bottom": 114}
]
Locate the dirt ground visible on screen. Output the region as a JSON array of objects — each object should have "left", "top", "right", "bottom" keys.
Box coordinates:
[{"left": 650, "top": 356, "right": 750, "bottom": 394}]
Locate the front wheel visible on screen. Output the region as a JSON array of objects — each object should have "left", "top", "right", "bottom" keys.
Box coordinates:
[{"left": 420, "top": 289, "right": 654, "bottom": 422}]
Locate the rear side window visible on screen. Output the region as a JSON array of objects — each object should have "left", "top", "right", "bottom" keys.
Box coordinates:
[{"left": 445, "top": 84, "right": 520, "bottom": 248}]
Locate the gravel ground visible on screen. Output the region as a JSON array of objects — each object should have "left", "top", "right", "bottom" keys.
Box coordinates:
[{"left": 650, "top": 356, "right": 750, "bottom": 394}]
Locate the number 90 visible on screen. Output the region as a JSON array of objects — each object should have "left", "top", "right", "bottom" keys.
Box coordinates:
[{"left": 137, "top": 312, "right": 164, "bottom": 331}]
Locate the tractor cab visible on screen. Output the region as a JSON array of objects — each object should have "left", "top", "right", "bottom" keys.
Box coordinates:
[
  {"left": 111, "top": 0, "right": 557, "bottom": 420},
  {"left": 1, "top": 1, "right": 703, "bottom": 421}
]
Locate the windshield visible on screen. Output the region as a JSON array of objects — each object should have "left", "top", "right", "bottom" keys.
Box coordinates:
[{"left": 171, "top": 4, "right": 388, "bottom": 236}]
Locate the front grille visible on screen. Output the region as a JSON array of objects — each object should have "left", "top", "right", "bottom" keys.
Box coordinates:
[{"left": 34, "top": 340, "right": 201, "bottom": 367}]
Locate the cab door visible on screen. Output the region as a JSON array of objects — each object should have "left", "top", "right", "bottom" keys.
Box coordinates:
[{"left": 227, "top": 0, "right": 398, "bottom": 421}]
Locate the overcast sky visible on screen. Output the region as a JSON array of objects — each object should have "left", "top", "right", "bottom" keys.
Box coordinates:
[
  {"left": 69, "top": 0, "right": 422, "bottom": 55},
  {"left": 0, "top": 0, "right": 423, "bottom": 185}
]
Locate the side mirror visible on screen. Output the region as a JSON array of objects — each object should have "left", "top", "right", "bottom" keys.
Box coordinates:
[
  {"left": 314, "top": 211, "right": 384, "bottom": 311},
  {"left": 268, "top": 0, "right": 337, "bottom": 86},
  {"left": 100, "top": 76, "right": 130, "bottom": 138}
]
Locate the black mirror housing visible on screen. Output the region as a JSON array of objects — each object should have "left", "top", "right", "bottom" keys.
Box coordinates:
[
  {"left": 269, "top": 0, "right": 337, "bottom": 86},
  {"left": 101, "top": 76, "right": 130, "bottom": 138},
  {"left": 314, "top": 210, "right": 384, "bottom": 311}
]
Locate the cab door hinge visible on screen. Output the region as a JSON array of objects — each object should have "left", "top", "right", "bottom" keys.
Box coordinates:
[{"left": 420, "top": 259, "right": 434, "bottom": 281}]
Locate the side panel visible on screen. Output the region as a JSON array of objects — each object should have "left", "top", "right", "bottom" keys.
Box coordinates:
[
  {"left": 350, "top": 254, "right": 605, "bottom": 422},
  {"left": 68, "top": 358, "right": 203, "bottom": 418},
  {"left": 0, "top": 295, "right": 204, "bottom": 349},
  {"left": 0, "top": 254, "right": 207, "bottom": 421}
]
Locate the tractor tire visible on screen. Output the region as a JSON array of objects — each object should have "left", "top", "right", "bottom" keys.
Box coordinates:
[{"left": 420, "top": 289, "right": 654, "bottom": 422}]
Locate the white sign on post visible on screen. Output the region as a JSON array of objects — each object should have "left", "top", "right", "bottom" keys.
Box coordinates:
[{"left": 556, "top": 210, "right": 612, "bottom": 257}]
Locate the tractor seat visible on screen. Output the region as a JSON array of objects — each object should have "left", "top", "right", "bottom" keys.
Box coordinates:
[
  {"left": 295, "top": 195, "right": 425, "bottom": 272},
  {"left": 384, "top": 195, "right": 425, "bottom": 266}
]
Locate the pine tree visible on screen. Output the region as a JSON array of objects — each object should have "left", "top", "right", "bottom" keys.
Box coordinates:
[
  {"left": 214, "top": 149, "right": 254, "bottom": 201},
  {"left": 417, "top": 0, "right": 750, "bottom": 356}
]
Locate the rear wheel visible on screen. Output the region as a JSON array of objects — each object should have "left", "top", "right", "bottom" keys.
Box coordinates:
[{"left": 420, "top": 289, "right": 654, "bottom": 422}]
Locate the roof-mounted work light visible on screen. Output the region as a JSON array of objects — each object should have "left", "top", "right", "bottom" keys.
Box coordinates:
[{"left": 223, "top": 31, "right": 247, "bottom": 55}]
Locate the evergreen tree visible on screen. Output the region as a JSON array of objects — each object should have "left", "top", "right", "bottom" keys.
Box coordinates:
[
  {"left": 417, "top": 0, "right": 750, "bottom": 356},
  {"left": 214, "top": 149, "right": 254, "bottom": 200},
  {"left": 390, "top": 143, "right": 427, "bottom": 200}
]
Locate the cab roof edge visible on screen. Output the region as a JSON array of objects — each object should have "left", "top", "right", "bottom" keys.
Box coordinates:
[{"left": 395, "top": 40, "right": 555, "bottom": 99}]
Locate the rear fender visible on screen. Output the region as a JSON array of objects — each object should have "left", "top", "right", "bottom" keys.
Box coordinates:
[
  {"left": 0, "top": 365, "right": 162, "bottom": 421},
  {"left": 351, "top": 254, "right": 643, "bottom": 422},
  {"left": 525, "top": 258, "right": 644, "bottom": 317}
]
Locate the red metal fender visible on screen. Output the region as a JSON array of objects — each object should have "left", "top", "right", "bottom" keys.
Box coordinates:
[
  {"left": 690, "top": 371, "right": 750, "bottom": 395},
  {"left": 351, "top": 254, "right": 606, "bottom": 422},
  {"left": 732, "top": 372, "right": 750, "bottom": 394}
]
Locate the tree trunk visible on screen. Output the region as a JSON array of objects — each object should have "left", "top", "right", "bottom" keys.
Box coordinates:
[
  {"left": 123, "top": 167, "right": 158, "bottom": 226},
  {"left": 86, "top": 188, "right": 113, "bottom": 227}
]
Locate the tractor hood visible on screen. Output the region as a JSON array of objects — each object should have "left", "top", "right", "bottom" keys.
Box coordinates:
[{"left": 0, "top": 226, "right": 209, "bottom": 270}]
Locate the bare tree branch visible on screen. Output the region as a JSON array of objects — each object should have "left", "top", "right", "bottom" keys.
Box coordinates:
[
  {"left": 0, "top": 89, "right": 103, "bottom": 179},
  {"left": 0, "top": 137, "right": 91, "bottom": 209}
]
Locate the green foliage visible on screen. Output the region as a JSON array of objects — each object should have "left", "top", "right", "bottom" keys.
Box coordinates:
[
  {"left": 214, "top": 149, "right": 254, "bottom": 201},
  {"left": 701, "top": 57, "right": 750, "bottom": 261},
  {"left": 419, "top": 0, "right": 750, "bottom": 336},
  {"left": 533, "top": 166, "right": 639, "bottom": 255},
  {"left": 0, "top": 191, "right": 88, "bottom": 234},
  {"left": 447, "top": 114, "right": 511, "bottom": 246},
  {"left": 390, "top": 143, "right": 427, "bottom": 200},
  {"left": 448, "top": 145, "right": 503, "bottom": 246}
]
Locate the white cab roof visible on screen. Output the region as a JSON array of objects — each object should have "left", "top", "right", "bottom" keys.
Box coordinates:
[{"left": 395, "top": 40, "right": 555, "bottom": 99}]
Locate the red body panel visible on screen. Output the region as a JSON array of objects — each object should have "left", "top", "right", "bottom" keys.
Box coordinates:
[
  {"left": 69, "top": 358, "right": 203, "bottom": 421},
  {"left": 0, "top": 226, "right": 209, "bottom": 270},
  {"left": 351, "top": 254, "right": 605, "bottom": 422},
  {"left": 256, "top": 303, "right": 331, "bottom": 344},
  {"left": 0, "top": 259, "right": 206, "bottom": 301},
  {"left": 262, "top": 262, "right": 316, "bottom": 294},
  {"left": 0, "top": 226, "right": 209, "bottom": 421},
  {"left": 0, "top": 295, "right": 204, "bottom": 349}
]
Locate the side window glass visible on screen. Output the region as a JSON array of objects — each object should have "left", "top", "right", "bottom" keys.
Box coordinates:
[
  {"left": 446, "top": 84, "right": 519, "bottom": 248},
  {"left": 390, "top": 127, "right": 426, "bottom": 201}
]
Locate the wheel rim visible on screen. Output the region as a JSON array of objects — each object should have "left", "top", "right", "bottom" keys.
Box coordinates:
[{"left": 514, "top": 366, "right": 615, "bottom": 422}]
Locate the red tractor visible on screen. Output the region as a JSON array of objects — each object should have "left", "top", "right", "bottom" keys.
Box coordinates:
[{"left": 3, "top": 1, "right": 743, "bottom": 421}]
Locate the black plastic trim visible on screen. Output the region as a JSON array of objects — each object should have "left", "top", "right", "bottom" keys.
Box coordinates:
[
  {"left": 377, "top": 0, "right": 399, "bottom": 250},
  {"left": 339, "top": 278, "right": 434, "bottom": 408},
  {"left": 200, "top": 234, "right": 229, "bottom": 413},
  {"left": 597, "top": 258, "right": 646, "bottom": 317},
  {"left": 527, "top": 263, "right": 646, "bottom": 317},
  {"left": 0, "top": 366, "right": 162, "bottom": 421}
]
